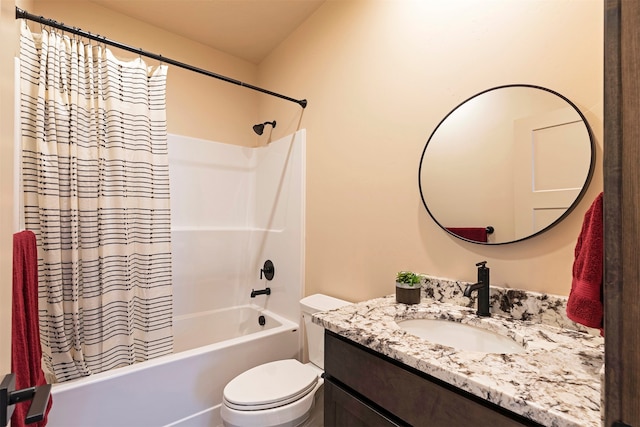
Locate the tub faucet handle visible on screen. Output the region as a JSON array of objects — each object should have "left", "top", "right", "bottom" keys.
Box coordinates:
[{"left": 260, "top": 260, "right": 275, "bottom": 281}]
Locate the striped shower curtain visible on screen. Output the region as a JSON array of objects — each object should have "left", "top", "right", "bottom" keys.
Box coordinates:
[{"left": 19, "top": 21, "right": 173, "bottom": 382}]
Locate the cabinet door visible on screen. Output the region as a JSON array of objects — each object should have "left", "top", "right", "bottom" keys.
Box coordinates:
[
  {"left": 325, "top": 379, "right": 401, "bottom": 427},
  {"left": 325, "top": 331, "right": 538, "bottom": 427}
]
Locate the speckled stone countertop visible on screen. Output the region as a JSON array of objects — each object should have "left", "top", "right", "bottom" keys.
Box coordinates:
[{"left": 313, "top": 277, "right": 604, "bottom": 427}]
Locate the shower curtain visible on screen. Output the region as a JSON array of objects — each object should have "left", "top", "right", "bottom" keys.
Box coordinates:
[{"left": 18, "top": 21, "right": 173, "bottom": 382}]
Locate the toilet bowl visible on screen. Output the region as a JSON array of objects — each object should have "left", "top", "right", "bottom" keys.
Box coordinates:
[{"left": 220, "top": 294, "right": 350, "bottom": 427}]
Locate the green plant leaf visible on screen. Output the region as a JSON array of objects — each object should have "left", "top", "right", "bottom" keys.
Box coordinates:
[{"left": 396, "top": 271, "right": 420, "bottom": 285}]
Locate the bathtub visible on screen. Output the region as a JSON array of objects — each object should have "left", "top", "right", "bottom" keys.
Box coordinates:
[{"left": 46, "top": 306, "right": 300, "bottom": 427}]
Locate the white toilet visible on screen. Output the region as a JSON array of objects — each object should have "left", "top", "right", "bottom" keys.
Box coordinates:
[{"left": 220, "top": 294, "right": 351, "bottom": 427}]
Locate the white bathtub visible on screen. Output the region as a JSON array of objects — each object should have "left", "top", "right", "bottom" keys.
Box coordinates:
[{"left": 46, "top": 306, "right": 300, "bottom": 427}]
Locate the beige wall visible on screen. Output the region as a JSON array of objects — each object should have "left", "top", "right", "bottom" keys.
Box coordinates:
[
  {"left": 26, "top": 0, "right": 261, "bottom": 147},
  {"left": 0, "top": 0, "right": 603, "bottom": 363},
  {"left": 0, "top": 0, "right": 18, "bottom": 373},
  {"left": 258, "top": 0, "right": 604, "bottom": 302}
]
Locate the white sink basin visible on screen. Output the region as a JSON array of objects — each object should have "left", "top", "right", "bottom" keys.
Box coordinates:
[{"left": 396, "top": 318, "right": 525, "bottom": 354}]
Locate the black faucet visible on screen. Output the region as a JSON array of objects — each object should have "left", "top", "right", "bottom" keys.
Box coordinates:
[
  {"left": 463, "top": 261, "right": 491, "bottom": 317},
  {"left": 251, "top": 287, "right": 271, "bottom": 298}
]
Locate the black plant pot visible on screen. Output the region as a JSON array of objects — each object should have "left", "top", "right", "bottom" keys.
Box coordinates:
[{"left": 395, "top": 283, "right": 421, "bottom": 304}]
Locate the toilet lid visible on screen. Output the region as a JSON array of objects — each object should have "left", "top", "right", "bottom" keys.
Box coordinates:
[{"left": 223, "top": 359, "right": 319, "bottom": 411}]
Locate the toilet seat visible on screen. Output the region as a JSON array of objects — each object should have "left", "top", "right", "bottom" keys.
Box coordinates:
[{"left": 223, "top": 359, "right": 319, "bottom": 411}]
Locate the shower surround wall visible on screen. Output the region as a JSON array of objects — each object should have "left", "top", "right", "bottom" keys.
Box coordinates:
[
  {"left": 169, "top": 130, "right": 306, "bottom": 324},
  {"left": 43, "top": 131, "right": 305, "bottom": 426}
]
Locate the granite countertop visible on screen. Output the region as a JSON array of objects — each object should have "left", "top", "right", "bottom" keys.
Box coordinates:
[{"left": 313, "top": 277, "right": 604, "bottom": 427}]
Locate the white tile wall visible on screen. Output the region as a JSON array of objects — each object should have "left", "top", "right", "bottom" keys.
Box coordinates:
[{"left": 168, "top": 131, "right": 306, "bottom": 322}]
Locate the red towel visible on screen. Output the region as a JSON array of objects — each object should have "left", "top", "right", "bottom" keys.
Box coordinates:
[
  {"left": 12, "top": 230, "right": 52, "bottom": 427},
  {"left": 446, "top": 227, "right": 488, "bottom": 243},
  {"left": 566, "top": 192, "right": 604, "bottom": 334}
]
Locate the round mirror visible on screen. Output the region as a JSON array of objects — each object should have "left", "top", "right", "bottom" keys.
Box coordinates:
[{"left": 418, "top": 84, "right": 595, "bottom": 245}]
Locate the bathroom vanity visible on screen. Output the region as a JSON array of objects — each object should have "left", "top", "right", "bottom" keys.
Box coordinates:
[
  {"left": 313, "top": 278, "right": 604, "bottom": 427},
  {"left": 324, "top": 332, "right": 539, "bottom": 426}
]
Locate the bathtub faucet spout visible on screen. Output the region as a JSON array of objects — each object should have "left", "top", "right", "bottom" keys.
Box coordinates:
[{"left": 251, "top": 287, "right": 271, "bottom": 298}]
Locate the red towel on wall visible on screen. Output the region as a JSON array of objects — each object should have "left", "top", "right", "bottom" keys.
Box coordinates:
[
  {"left": 12, "top": 230, "right": 52, "bottom": 427},
  {"left": 446, "top": 227, "right": 488, "bottom": 243},
  {"left": 566, "top": 192, "right": 604, "bottom": 334}
]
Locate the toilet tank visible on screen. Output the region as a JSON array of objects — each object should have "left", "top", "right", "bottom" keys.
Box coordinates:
[{"left": 300, "top": 294, "right": 351, "bottom": 369}]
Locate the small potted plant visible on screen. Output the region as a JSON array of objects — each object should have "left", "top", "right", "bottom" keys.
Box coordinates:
[{"left": 395, "top": 271, "right": 421, "bottom": 304}]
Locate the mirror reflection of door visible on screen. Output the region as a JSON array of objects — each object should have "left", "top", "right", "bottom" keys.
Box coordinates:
[
  {"left": 418, "top": 85, "right": 595, "bottom": 245},
  {"left": 513, "top": 107, "right": 591, "bottom": 237}
]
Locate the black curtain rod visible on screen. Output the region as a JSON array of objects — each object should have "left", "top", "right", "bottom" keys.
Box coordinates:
[{"left": 15, "top": 7, "right": 308, "bottom": 109}]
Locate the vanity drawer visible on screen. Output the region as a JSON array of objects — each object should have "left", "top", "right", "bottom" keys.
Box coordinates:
[
  {"left": 324, "top": 379, "right": 401, "bottom": 426},
  {"left": 324, "top": 331, "right": 540, "bottom": 427}
]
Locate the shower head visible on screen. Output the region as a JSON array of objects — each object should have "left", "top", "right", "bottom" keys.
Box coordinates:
[{"left": 253, "top": 120, "right": 276, "bottom": 135}]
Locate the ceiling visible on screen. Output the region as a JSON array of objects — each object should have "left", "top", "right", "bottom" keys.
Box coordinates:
[{"left": 88, "top": 0, "right": 326, "bottom": 64}]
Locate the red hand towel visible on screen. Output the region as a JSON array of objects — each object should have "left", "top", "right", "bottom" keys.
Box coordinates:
[
  {"left": 446, "top": 227, "right": 488, "bottom": 243},
  {"left": 12, "top": 230, "right": 52, "bottom": 427},
  {"left": 566, "top": 192, "right": 604, "bottom": 334}
]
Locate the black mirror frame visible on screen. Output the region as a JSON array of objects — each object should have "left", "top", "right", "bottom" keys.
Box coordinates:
[{"left": 418, "top": 84, "right": 596, "bottom": 245}]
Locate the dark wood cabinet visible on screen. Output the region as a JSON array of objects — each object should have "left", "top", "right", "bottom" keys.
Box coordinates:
[
  {"left": 324, "top": 380, "right": 400, "bottom": 426},
  {"left": 324, "top": 330, "right": 541, "bottom": 427}
]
